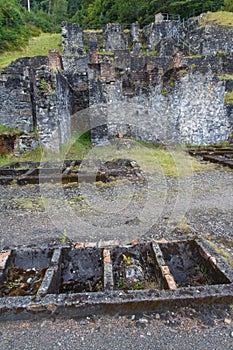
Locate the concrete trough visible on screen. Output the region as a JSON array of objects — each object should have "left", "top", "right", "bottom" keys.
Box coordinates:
[
  {"left": 188, "top": 146, "right": 233, "bottom": 169},
  {"left": 0, "top": 159, "right": 142, "bottom": 185},
  {"left": 0, "top": 239, "right": 232, "bottom": 321}
]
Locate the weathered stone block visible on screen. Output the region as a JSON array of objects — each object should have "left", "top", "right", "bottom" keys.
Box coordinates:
[
  {"left": 103, "top": 23, "right": 128, "bottom": 52},
  {"left": 62, "top": 22, "right": 84, "bottom": 56}
]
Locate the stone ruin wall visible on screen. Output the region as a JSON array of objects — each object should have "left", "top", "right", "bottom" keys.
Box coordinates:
[{"left": 0, "top": 14, "right": 232, "bottom": 151}]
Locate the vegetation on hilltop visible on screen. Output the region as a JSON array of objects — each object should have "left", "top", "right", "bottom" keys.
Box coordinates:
[
  {"left": 0, "top": 33, "right": 62, "bottom": 69},
  {"left": 200, "top": 10, "right": 233, "bottom": 26},
  {"left": 0, "top": 1, "right": 232, "bottom": 55}
]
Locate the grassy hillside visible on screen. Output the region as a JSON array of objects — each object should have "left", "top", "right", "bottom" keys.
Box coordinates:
[
  {"left": 200, "top": 11, "right": 233, "bottom": 26},
  {"left": 0, "top": 33, "right": 62, "bottom": 69}
]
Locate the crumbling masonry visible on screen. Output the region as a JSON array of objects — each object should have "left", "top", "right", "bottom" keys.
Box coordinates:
[{"left": 0, "top": 14, "right": 233, "bottom": 150}]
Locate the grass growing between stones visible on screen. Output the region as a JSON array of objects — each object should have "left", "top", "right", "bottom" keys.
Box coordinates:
[
  {"left": 203, "top": 236, "right": 233, "bottom": 268},
  {"left": 0, "top": 33, "right": 62, "bottom": 69},
  {"left": 0, "top": 149, "right": 40, "bottom": 168},
  {"left": 0, "top": 146, "right": 43, "bottom": 167},
  {"left": 225, "top": 91, "right": 233, "bottom": 104}
]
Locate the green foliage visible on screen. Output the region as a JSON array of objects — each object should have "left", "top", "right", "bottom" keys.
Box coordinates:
[
  {"left": 0, "top": 33, "right": 62, "bottom": 69},
  {"left": 117, "top": 279, "right": 127, "bottom": 289},
  {"left": 0, "top": 0, "right": 230, "bottom": 70},
  {"left": 133, "top": 281, "right": 143, "bottom": 290},
  {"left": 122, "top": 254, "right": 131, "bottom": 264},
  {"left": 61, "top": 230, "right": 67, "bottom": 243},
  {"left": 224, "top": 91, "right": 233, "bottom": 105},
  {"left": 0, "top": 124, "right": 21, "bottom": 135},
  {"left": 0, "top": 0, "right": 30, "bottom": 52},
  {"left": 224, "top": 0, "right": 233, "bottom": 12},
  {"left": 40, "top": 78, "right": 49, "bottom": 90},
  {"left": 24, "top": 10, "right": 56, "bottom": 32},
  {"left": 0, "top": 0, "right": 231, "bottom": 53}
]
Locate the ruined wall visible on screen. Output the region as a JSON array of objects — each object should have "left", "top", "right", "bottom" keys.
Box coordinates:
[
  {"left": 0, "top": 68, "right": 33, "bottom": 132},
  {"left": 188, "top": 26, "right": 233, "bottom": 56},
  {"left": 35, "top": 66, "right": 73, "bottom": 151},
  {"left": 0, "top": 57, "right": 48, "bottom": 133},
  {"left": 88, "top": 64, "right": 230, "bottom": 145},
  {"left": 62, "top": 22, "right": 84, "bottom": 55},
  {"left": 142, "top": 21, "right": 181, "bottom": 51},
  {"left": 35, "top": 66, "right": 59, "bottom": 150},
  {"left": 103, "top": 23, "right": 128, "bottom": 51},
  {"left": 0, "top": 17, "right": 232, "bottom": 150},
  {"left": 142, "top": 17, "right": 233, "bottom": 56}
]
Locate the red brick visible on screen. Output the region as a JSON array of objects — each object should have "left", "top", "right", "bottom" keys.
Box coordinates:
[
  {"left": 0, "top": 251, "right": 11, "bottom": 270},
  {"left": 103, "top": 250, "right": 111, "bottom": 263},
  {"left": 74, "top": 242, "right": 84, "bottom": 249},
  {"left": 160, "top": 265, "right": 171, "bottom": 275},
  {"left": 164, "top": 274, "right": 177, "bottom": 291}
]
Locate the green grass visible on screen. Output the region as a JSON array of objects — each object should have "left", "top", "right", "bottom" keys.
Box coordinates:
[
  {"left": 0, "top": 33, "right": 62, "bottom": 69},
  {"left": 200, "top": 11, "right": 233, "bottom": 26},
  {"left": 219, "top": 74, "right": 233, "bottom": 80},
  {"left": 0, "top": 134, "right": 214, "bottom": 178},
  {"left": 225, "top": 91, "right": 233, "bottom": 104},
  {"left": 0, "top": 125, "right": 21, "bottom": 135},
  {"left": 0, "top": 131, "right": 92, "bottom": 167},
  {"left": 78, "top": 141, "right": 214, "bottom": 178},
  {"left": 60, "top": 131, "right": 92, "bottom": 160}
]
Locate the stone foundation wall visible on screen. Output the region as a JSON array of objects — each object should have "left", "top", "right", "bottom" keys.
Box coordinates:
[{"left": 89, "top": 68, "right": 229, "bottom": 145}]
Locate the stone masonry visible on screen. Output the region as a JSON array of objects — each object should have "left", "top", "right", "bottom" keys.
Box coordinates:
[{"left": 0, "top": 14, "right": 232, "bottom": 150}]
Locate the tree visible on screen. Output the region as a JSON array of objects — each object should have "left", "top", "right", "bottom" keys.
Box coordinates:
[
  {"left": 224, "top": 0, "right": 233, "bottom": 12},
  {"left": 0, "top": 0, "right": 31, "bottom": 52},
  {"left": 53, "top": 0, "right": 68, "bottom": 25}
]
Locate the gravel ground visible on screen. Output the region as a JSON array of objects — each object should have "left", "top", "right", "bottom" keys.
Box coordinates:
[
  {"left": 0, "top": 305, "right": 232, "bottom": 349},
  {"left": 0, "top": 159, "right": 232, "bottom": 349}
]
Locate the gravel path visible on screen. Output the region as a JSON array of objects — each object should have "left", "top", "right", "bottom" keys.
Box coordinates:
[
  {"left": 0, "top": 305, "right": 232, "bottom": 349},
  {"left": 0, "top": 160, "right": 232, "bottom": 349}
]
